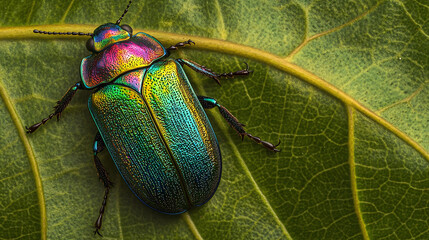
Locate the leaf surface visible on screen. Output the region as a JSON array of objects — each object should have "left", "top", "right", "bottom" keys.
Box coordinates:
[{"left": 0, "top": 0, "right": 428, "bottom": 239}]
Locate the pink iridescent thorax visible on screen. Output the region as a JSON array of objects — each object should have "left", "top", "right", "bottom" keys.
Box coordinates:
[{"left": 81, "top": 32, "right": 167, "bottom": 89}]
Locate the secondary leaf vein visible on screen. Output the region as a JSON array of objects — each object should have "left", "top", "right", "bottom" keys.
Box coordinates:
[
  {"left": 347, "top": 106, "right": 369, "bottom": 240},
  {"left": 286, "top": 1, "right": 383, "bottom": 60},
  {"left": 0, "top": 84, "right": 47, "bottom": 240},
  {"left": 60, "top": 0, "right": 76, "bottom": 23},
  {"left": 181, "top": 213, "right": 203, "bottom": 240}
]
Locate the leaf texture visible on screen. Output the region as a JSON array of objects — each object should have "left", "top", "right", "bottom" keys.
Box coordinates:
[{"left": 0, "top": 0, "right": 428, "bottom": 239}]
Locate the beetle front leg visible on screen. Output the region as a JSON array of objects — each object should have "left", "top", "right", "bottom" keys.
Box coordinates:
[
  {"left": 198, "top": 96, "right": 280, "bottom": 152},
  {"left": 93, "top": 132, "right": 113, "bottom": 236},
  {"left": 26, "top": 82, "right": 84, "bottom": 133},
  {"left": 177, "top": 59, "right": 252, "bottom": 85}
]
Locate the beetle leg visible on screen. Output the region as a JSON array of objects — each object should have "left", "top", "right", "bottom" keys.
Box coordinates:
[
  {"left": 167, "top": 39, "right": 195, "bottom": 51},
  {"left": 198, "top": 96, "right": 280, "bottom": 152},
  {"left": 176, "top": 59, "right": 252, "bottom": 85},
  {"left": 93, "top": 132, "right": 113, "bottom": 236},
  {"left": 26, "top": 82, "right": 84, "bottom": 133}
]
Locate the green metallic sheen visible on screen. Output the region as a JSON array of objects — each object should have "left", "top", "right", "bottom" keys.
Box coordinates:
[{"left": 88, "top": 59, "right": 221, "bottom": 214}]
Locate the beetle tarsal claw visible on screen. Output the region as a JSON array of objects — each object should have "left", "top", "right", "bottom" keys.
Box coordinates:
[
  {"left": 187, "top": 39, "right": 195, "bottom": 45},
  {"left": 94, "top": 229, "right": 103, "bottom": 237},
  {"left": 213, "top": 77, "right": 221, "bottom": 85}
]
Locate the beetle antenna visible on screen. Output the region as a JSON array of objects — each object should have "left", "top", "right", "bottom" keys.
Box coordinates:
[
  {"left": 33, "top": 29, "right": 93, "bottom": 36},
  {"left": 116, "top": 0, "right": 132, "bottom": 25}
]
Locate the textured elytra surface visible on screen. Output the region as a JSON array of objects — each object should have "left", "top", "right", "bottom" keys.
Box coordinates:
[
  {"left": 89, "top": 60, "right": 221, "bottom": 213},
  {"left": 0, "top": 0, "right": 428, "bottom": 240}
]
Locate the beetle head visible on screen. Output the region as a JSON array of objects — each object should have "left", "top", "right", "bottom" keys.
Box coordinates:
[
  {"left": 86, "top": 1, "right": 133, "bottom": 52},
  {"left": 86, "top": 23, "right": 133, "bottom": 53},
  {"left": 33, "top": 1, "right": 134, "bottom": 53}
]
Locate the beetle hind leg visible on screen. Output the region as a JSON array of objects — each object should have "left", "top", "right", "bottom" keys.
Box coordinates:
[
  {"left": 198, "top": 96, "right": 280, "bottom": 152},
  {"left": 177, "top": 59, "right": 252, "bottom": 85},
  {"left": 92, "top": 132, "right": 113, "bottom": 236}
]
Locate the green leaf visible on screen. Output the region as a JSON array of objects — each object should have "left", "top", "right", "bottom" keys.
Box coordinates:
[{"left": 0, "top": 0, "right": 428, "bottom": 239}]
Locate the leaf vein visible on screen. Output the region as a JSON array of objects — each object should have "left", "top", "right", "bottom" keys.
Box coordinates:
[
  {"left": 214, "top": 0, "right": 227, "bottom": 39},
  {"left": 25, "top": 1, "right": 36, "bottom": 25},
  {"left": 181, "top": 213, "right": 204, "bottom": 240},
  {"left": 0, "top": 83, "right": 47, "bottom": 240},
  {"left": 347, "top": 106, "right": 369, "bottom": 240},
  {"left": 215, "top": 115, "right": 292, "bottom": 239},
  {"left": 60, "top": 0, "right": 76, "bottom": 23},
  {"left": 286, "top": 0, "right": 383, "bottom": 60}
]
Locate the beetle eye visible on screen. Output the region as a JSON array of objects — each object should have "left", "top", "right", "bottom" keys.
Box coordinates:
[
  {"left": 86, "top": 37, "right": 95, "bottom": 52},
  {"left": 121, "top": 24, "right": 133, "bottom": 35}
]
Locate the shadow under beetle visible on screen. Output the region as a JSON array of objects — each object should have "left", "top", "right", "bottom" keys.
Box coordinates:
[{"left": 27, "top": 0, "right": 280, "bottom": 236}]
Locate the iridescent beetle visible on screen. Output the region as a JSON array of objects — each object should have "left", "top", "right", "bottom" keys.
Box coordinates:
[{"left": 27, "top": 1, "right": 280, "bottom": 235}]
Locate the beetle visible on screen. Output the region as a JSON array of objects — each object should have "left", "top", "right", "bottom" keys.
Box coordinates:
[{"left": 27, "top": 0, "right": 280, "bottom": 236}]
